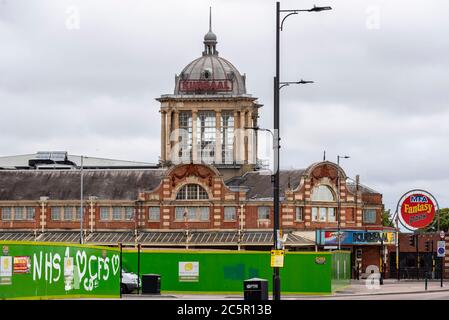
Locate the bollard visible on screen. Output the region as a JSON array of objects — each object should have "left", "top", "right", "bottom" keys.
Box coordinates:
[{"left": 425, "top": 272, "right": 428, "bottom": 291}]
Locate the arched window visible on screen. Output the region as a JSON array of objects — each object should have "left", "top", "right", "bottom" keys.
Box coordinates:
[
  {"left": 176, "top": 184, "right": 209, "bottom": 200},
  {"left": 311, "top": 185, "right": 335, "bottom": 202}
]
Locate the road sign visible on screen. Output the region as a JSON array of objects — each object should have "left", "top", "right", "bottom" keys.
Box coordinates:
[
  {"left": 437, "top": 241, "right": 446, "bottom": 257},
  {"left": 440, "top": 231, "right": 445, "bottom": 239},
  {"left": 270, "top": 250, "right": 284, "bottom": 268}
]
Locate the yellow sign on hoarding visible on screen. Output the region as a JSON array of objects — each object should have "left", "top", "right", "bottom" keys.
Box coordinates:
[{"left": 270, "top": 250, "right": 285, "bottom": 268}]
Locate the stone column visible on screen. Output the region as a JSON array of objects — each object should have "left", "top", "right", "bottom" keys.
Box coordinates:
[
  {"left": 215, "top": 110, "right": 222, "bottom": 164},
  {"left": 246, "top": 110, "right": 253, "bottom": 164},
  {"left": 233, "top": 110, "right": 240, "bottom": 164},
  {"left": 192, "top": 110, "right": 198, "bottom": 163},
  {"left": 173, "top": 110, "right": 179, "bottom": 163},
  {"left": 240, "top": 111, "right": 247, "bottom": 163},
  {"left": 161, "top": 110, "right": 167, "bottom": 162},
  {"left": 166, "top": 110, "right": 172, "bottom": 161}
]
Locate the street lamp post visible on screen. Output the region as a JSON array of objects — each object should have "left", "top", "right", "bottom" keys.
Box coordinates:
[
  {"left": 274, "top": 2, "right": 331, "bottom": 300},
  {"left": 80, "top": 155, "right": 84, "bottom": 244},
  {"left": 80, "top": 155, "right": 88, "bottom": 244},
  {"left": 336, "top": 155, "right": 350, "bottom": 250}
]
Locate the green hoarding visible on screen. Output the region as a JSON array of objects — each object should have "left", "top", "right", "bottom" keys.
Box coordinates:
[
  {"left": 122, "top": 249, "right": 351, "bottom": 294},
  {"left": 0, "top": 241, "right": 120, "bottom": 300}
]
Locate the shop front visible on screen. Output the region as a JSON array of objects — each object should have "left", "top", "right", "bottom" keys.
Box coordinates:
[{"left": 316, "top": 229, "right": 396, "bottom": 279}]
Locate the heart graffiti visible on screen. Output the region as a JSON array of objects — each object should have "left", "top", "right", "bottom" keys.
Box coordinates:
[
  {"left": 111, "top": 255, "right": 120, "bottom": 275},
  {"left": 75, "top": 250, "right": 87, "bottom": 280}
]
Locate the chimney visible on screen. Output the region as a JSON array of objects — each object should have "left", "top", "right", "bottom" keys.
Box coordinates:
[{"left": 356, "top": 174, "right": 360, "bottom": 191}]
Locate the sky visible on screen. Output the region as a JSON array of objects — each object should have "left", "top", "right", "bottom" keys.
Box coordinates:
[{"left": 1, "top": 0, "right": 448, "bottom": 215}]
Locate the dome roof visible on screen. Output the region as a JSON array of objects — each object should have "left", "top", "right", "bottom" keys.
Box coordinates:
[
  {"left": 175, "top": 55, "right": 246, "bottom": 95},
  {"left": 204, "top": 30, "right": 217, "bottom": 41},
  {"left": 174, "top": 9, "right": 246, "bottom": 96}
]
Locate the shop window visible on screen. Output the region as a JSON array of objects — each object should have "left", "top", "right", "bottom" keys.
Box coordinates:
[
  {"left": 100, "top": 207, "right": 109, "bottom": 221},
  {"left": 112, "top": 207, "right": 122, "bottom": 220},
  {"left": 176, "top": 184, "right": 209, "bottom": 200},
  {"left": 14, "top": 207, "right": 24, "bottom": 220},
  {"left": 148, "top": 207, "right": 160, "bottom": 221},
  {"left": 363, "top": 209, "right": 377, "bottom": 223},
  {"left": 224, "top": 207, "right": 236, "bottom": 221},
  {"left": 26, "top": 207, "right": 35, "bottom": 220},
  {"left": 63, "top": 206, "right": 74, "bottom": 221},
  {"left": 51, "top": 207, "right": 62, "bottom": 220},
  {"left": 75, "top": 207, "right": 82, "bottom": 221},
  {"left": 312, "top": 207, "right": 337, "bottom": 223},
  {"left": 312, "top": 207, "right": 318, "bottom": 221},
  {"left": 1, "top": 207, "right": 12, "bottom": 220},
  {"left": 258, "top": 207, "right": 270, "bottom": 220},
  {"left": 311, "top": 185, "right": 335, "bottom": 202},
  {"left": 175, "top": 207, "right": 210, "bottom": 221},
  {"left": 125, "top": 207, "right": 134, "bottom": 220}
]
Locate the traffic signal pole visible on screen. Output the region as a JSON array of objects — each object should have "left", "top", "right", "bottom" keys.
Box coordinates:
[{"left": 416, "top": 234, "right": 420, "bottom": 280}]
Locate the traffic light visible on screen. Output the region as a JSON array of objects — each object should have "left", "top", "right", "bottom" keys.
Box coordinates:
[
  {"left": 409, "top": 234, "right": 415, "bottom": 246},
  {"left": 425, "top": 240, "right": 430, "bottom": 252}
]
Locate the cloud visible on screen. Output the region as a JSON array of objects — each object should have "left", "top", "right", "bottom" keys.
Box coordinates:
[{"left": 0, "top": 0, "right": 448, "bottom": 212}]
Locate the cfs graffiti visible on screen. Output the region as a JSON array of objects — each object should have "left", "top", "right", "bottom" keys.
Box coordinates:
[{"left": 32, "top": 247, "right": 120, "bottom": 292}]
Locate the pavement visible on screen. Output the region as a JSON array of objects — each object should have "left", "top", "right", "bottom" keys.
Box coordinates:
[
  {"left": 331, "top": 278, "right": 448, "bottom": 297},
  {"left": 120, "top": 279, "right": 449, "bottom": 300}
]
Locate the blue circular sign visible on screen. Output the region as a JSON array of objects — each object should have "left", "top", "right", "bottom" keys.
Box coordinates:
[{"left": 438, "top": 247, "right": 445, "bottom": 254}]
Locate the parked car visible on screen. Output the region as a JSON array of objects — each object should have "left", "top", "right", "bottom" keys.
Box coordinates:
[{"left": 121, "top": 269, "right": 140, "bottom": 294}]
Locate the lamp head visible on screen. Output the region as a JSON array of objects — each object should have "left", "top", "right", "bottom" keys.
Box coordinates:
[{"left": 309, "top": 5, "right": 332, "bottom": 12}]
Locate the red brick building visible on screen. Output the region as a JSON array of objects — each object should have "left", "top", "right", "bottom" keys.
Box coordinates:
[{"left": 0, "top": 17, "right": 395, "bottom": 278}]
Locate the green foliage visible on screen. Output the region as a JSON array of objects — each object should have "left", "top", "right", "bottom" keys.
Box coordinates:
[
  {"left": 381, "top": 209, "right": 395, "bottom": 227},
  {"left": 426, "top": 208, "right": 449, "bottom": 232}
]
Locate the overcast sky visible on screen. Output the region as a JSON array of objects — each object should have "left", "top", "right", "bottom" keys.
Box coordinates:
[{"left": 1, "top": 0, "right": 448, "bottom": 215}]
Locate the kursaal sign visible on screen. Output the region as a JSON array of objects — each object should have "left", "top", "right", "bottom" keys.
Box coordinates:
[{"left": 397, "top": 189, "right": 439, "bottom": 231}]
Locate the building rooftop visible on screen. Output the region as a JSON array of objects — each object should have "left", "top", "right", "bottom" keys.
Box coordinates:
[{"left": 0, "top": 153, "right": 158, "bottom": 170}]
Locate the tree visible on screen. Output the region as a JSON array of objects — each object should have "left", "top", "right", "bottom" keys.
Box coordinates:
[
  {"left": 425, "top": 208, "right": 449, "bottom": 232},
  {"left": 381, "top": 209, "right": 395, "bottom": 227}
]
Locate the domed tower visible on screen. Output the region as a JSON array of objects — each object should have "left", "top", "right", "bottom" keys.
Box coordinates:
[{"left": 157, "top": 8, "right": 262, "bottom": 178}]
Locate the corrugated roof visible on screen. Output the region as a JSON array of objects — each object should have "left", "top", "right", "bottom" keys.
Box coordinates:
[
  {"left": 0, "top": 153, "right": 157, "bottom": 169},
  {"left": 0, "top": 231, "right": 315, "bottom": 246}
]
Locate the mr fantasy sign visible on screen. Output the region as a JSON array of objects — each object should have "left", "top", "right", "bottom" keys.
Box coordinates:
[{"left": 398, "top": 190, "right": 437, "bottom": 230}]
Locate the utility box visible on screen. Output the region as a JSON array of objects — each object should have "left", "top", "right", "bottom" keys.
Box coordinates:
[
  {"left": 243, "top": 278, "right": 268, "bottom": 300},
  {"left": 141, "top": 274, "right": 161, "bottom": 294}
]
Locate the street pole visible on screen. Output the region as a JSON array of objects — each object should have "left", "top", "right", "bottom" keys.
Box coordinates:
[
  {"left": 337, "top": 155, "right": 349, "bottom": 250},
  {"left": 396, "top": 213, "right": 400, "bottom": 280},
  {"left": 119, "top": 242, "right": 123, "bottom": 298},
  {"left": 273, "top": 1, "right": 331, "bottom": 300},
  {"left": 137, "top": 243, "right": 141, "bottom": 295},
  {"left": 337, "top": 157, "right": 341, "bottom": 250},
  {"left": 380, "top": 236, "right": 384, "bottom": 285},
  {"left": 80, "top": 155, "right": 84, "bottom": 245},
  {"left": 273, "top": 1, "right": 281, "bottom": 301},
  {"left": 416, "top": 233, "right": 420, "bottom": 280}
]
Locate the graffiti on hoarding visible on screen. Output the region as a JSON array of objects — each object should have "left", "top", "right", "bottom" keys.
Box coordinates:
[{"left": 32, "top": 247, "right": 120, "bottom": 292}]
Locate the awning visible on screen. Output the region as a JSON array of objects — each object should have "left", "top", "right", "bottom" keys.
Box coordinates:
[{"left": 0, "top": 230, "right": 316, "bottom": 247}]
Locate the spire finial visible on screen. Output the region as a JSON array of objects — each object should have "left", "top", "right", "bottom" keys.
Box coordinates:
[
  {"left": 209, "top": 6, "right": 212, "bottom": 32},
  {"left": 203, "top": 7, "right": 218, "bottom": 56},
  {"left": 323, "top": 150, "right": 326, "bottom": 161}
]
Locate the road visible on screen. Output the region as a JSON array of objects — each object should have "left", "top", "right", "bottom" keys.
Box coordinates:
[
  {"left": 121, "top": 290, "right": 449, "bottom": 300},
  {"left": 301, "top": 290, "right": 449, "bottom": 300}
]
